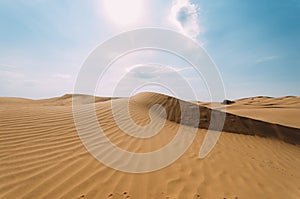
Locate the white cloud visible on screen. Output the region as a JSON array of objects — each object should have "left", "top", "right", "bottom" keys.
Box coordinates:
[
  {"left": 169, "top": 0, "right": 201, "bottom": 39},
  {"left": 126, "top": 64, "right": 191, "bottom": 73}
]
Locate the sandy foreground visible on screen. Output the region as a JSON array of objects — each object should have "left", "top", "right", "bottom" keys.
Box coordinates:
[{"left": 0, "top": 92, "right": 299, "bottom": 199}]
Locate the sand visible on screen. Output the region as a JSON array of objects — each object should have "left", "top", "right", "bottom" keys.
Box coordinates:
[{"left": 0, "top": 92, "right": 299, "bottom": 199}]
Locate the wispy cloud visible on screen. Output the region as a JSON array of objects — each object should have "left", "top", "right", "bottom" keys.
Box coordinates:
[
  {"left": 169, "top": 0, "right": 201, "bottom": 39},
  {"left": 52, "top": 73, "right": 72, "bottom": 79},
  {"left": 126, "top": 64, "right": 191, "bottom": 73},
  {"left": 0, "top": 63, "right": 17, "bottom": 70},
  {"left": 255, "top": 56, "right": 277, "bottom": 63}
]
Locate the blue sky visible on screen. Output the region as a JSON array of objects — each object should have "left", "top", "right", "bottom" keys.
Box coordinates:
[{"left": 0, "top": 0, "right": 299, "bottom": 100}]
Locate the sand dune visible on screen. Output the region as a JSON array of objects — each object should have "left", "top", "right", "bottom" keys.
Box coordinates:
[
  {"left": 0, "top": 92, "right": 299, "bottom": 198},
  {"left": 132, "top": 93, "right": 300, "bottom": 144},
  {"left": 225, "top": 96, "right": 300, "bottom": 129}
]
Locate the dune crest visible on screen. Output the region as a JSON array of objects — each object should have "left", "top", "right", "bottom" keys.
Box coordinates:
[{"left": 131, "top": 92, "right": 300, "bottom": 145}]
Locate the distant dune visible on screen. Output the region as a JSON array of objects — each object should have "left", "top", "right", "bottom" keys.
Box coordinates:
[{"left": 0, "top": 92, "right": 299, "bottom": 198}]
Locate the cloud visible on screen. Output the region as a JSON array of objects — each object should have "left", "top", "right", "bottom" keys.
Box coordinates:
[
  {"left": 126, "top": 64, "right": 193, "bottom": 79},
  {"left": 0, "top": 63, "right": 17, "bottom": 70},
  {"left": 127, "top": 64, "right": 191, "bottom": 73},
  {"left": 169, "top": 0, "right": 201, "bottom": 39},
  {"left": 94, "top": 63, "right": 203, "bottom": 100},
  {"left": 0, "top": 69, "right": 75, "bottom": 98},
  {"left": 255, "top": 56, "right": 277, "bottom": 63},
  {"left": 52, "top": 73, "right": 72, "bottom": 79}
]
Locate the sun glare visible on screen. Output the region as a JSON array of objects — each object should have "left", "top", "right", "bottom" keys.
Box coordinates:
[{"left": 103, "top": 0, "right": 143, "bottom": 26}]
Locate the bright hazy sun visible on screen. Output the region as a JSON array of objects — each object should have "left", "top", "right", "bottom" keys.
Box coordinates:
[{"left": 103, "top": 0, "right": 143, "bottom": 26}]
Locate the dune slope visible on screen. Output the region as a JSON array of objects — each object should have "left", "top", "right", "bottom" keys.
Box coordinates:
[{"left": 0, "top": 93, "right": 299, "bottom": 199}]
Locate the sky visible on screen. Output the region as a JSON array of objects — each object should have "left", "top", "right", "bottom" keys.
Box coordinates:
[{"left": 0, "top": 0, "right": 299, "bottom": 101}]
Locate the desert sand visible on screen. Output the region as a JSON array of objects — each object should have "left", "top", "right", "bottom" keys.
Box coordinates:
[{"left": 0, "top": 92, "right": 299, "bottom": 199}]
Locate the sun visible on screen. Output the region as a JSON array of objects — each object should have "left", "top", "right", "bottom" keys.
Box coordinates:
[{"left": 103, "top": 0, "right": 143, "bottom": 26}]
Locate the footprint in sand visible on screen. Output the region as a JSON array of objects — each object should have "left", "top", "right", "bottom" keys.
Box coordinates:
[{"left": 193, "top": 193, "right": 201, "bottom": 198}]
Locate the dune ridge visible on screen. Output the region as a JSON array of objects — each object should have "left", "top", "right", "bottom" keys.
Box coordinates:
[{"left": 131, "top": 92, "right": 300, "bottom": 145}]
